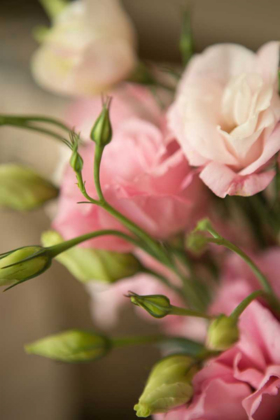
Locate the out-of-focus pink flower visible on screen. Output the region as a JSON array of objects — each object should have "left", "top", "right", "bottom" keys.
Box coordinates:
[
  {"left": 53, "top": 86, "right": 206, "bottom": 251},
  {"left": 169, "top": 42, "right": 280, "bottom": 197},
  {"left": 32, "top": 0, "right": 137, "bottom": 96},
  {"left": 155, "top": 302, "right": 280, "bottom": 420},
  {"left": 211, "top": 247, "right": 280, "bottom": 315}
]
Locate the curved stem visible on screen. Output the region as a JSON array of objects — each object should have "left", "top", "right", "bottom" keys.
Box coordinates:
[
  {"left": 230, "top": 290, "right": 266, "bottom": 320},
  {"left": 0, "top": 115, "right": 70, "bottom": 132},
  {"left": 206, "top": 237, "right": 280, "bottom": 313},
  {"left": 47, "top": 229, "right": 143, "bottom": 258},
  {"left": 1, "top": 121, "right": 70, "bottom": 146}
]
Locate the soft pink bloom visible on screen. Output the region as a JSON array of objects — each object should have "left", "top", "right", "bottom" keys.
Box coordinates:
[
  {"left": 155, "top": 302, "right": 280, "bottom": 420},
  {"left": 31, "top": 0, "right": 137, "bottom": 96},
  {"left": 53, "top": 86, "right": 206, "bottom": 251},
  {"left": 169, "top": 42, "right": 280, "bottom": 197}
]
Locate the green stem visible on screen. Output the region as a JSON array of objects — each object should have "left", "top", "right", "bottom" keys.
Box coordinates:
[
  {"left": 47, "top": 229, "right": 143, "bottom": 258},
  {"left": 206, "top": 237, "right": 280, "bottom": 312},
  {"left": 0, "top": 121, "right": 70, "bottom": 147},
  {"left": 208, "top": 237, "right": 273, "bottom": 294},
  {"left": 111, "top": 335, "right": 205, "bottom": 356},
  {"left": 230, "top": 290, "right": 265, "bottom": 320},
  {"left": 0, "top": 115, "right": 70, "bottom": 133},
  {"left": 94, "top": 145, "right": 105, "bottom": 202},
  {"left": 170, "top": 305, "right": 213, "bottom": 319}
]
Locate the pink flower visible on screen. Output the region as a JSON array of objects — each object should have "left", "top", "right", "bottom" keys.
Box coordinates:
[
  {"left": 53, "top": 86, "right": 206, "bottom": 251},
  {"left": 168, "top": 42, "right": 280, "bottom": 197},
  {"left": 155, "top": 302, "right": 280, "bottom": 419}
]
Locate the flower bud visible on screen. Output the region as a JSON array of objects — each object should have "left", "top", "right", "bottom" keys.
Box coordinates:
[
  {"left": 69, "top": 132, "right": 83, "bottom": 172},
  {"left": 134, "top": 355, "right": 199, "bottom": 417},
  {"left": 0, "top": 246, "right": 51, "bottom": 287},
  {"left": 207, "top": 315, "right": 239, "bottom": 351},
  {"left": 128, "top": 292, "right": 171, "bottom": 318},
  {"left": 0, "top": 164, "right": 58, "bottom": 211},
  {"left": 70, "top": 149, "right": 84, "bottom": 173},
  {"left": 41, "top": 230, "right": 141, "bottom": 283},
  {"left": 90, "top": 99, "right": 112, "bottom": 147},
  {"left": 25, "top": 330, "right": 111, "bottom": 363},
  {"left": 186, "top": 232, "right": 208, "bottom": 254}
]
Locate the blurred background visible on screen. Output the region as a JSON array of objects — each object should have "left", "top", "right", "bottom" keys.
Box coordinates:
[{"left": 0, "top": 0, "right": 279, "bottom": 419}]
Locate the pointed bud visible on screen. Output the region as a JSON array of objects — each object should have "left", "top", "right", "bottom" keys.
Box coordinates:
[
  {"left": 0, "top": 246, "right": 51, "bottom": 287},
  {"left": 90, "top": 98, "right": 112, "bottom": 147},
  {"left": 25, "top": 329, "right": 111, "bottom": 362},
  {"left": 0, "top": 164, "right": 58, "bottom": 211},
  {"left": 70, "top": 149, "right": 83, "bottom": 173},
  {"left": 41, "top": 230, "right": 141, "bottom": 283},
  {"left": 207, "top": 315, "right": 239, "bottom": 351},
  {"left": 128, "top": 292, "right": 171, "bottom": 318},
  {"left": 69, "top": 131, "right": 83, "bottom": 172},
  {"left": 134, "top": 355, "right": 199, "bottom": 417}
]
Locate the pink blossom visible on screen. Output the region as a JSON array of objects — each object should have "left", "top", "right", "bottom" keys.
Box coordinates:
[
  {"left": 53, "top": 87, "right": 206, "bottom": 251},
  {"left": 168, "top": 42, "right": 280, "bottom": 197},
  {"left": 155, "top": 302, "right": 280, "bottom": 419}
]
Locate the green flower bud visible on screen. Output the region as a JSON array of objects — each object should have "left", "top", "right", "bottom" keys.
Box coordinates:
[
  {"left": 0, "top": 164, "right": 58, "bottom": 211},
  {"left": 0, "top": 246, "right": 51, "bottom": 287},
  {"left": 41, "top": 230, "right": 141, "bottom": 283},
  {"left": 25, "top": 330, "right": 111, "bottom": 363},
  {"left": 186, "top": 232, "right": 208, "bottom": 254},
  {"left": 128, "top": 292, "right": 171, "bottom": 318},
  {"left": 134, "top": 355, "right": 199, "bottom": 417},
  {"left": 90, "top": 98, "right": 112, "bottom": 146},
  {"left": 207, "top": 315, "right": 239, "bottom": 351},
  {"left": 70, "top": 149, "right": 83, "bottom": 173}
]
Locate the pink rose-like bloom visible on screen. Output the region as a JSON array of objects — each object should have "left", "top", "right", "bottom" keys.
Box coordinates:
[
  {"left": 53, "top": 86, "right": 206, "bottom": 251},
  {"left": 169, "top": 42, "right": 280, "bottom": 197},
  {"left": 155, "top": 302, "right": 280, "bottom": 420}
]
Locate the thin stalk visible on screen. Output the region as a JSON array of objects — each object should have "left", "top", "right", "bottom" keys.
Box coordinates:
[
  {"left": 47, "top": 229, "right": 143, "bottom": 258},
  {"left": 111, "top": 335, "right": 205, "bottom": 356},
  {"left": 0, "top": 115, "right": 70, "bottom": 133},
  {"left": 230, "top": 290, "right": 266, "bottom": 320},
  {"left": 170, "top": 305, "right": 213, "bottom": 319},
  {"left": 1, "top": 121, "right": 70, "bottom": 146},
  {"left": 206, "top": 237, "right": 280, "bottom": 312}
]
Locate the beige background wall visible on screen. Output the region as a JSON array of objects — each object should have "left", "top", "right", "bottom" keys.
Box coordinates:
[{"left": 0, "top": 1, "right": 280, "bottom": 419}]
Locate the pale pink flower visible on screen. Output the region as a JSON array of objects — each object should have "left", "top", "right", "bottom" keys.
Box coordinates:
[
  {"left": 32, "top": 0, "right": 137, "bottom": 96},
  {"left": 155, "top": 302, "right": 280, "bottom": 420},
  {"left": 53, "top": 87, "right": 206, "bottom": 251},
  {"left": 169, "top": 42, "right": 280, "bottom": 197}
]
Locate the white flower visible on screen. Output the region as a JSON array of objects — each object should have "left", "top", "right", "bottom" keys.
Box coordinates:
[{"left": 32, "top": 0, "right": 137, "bottom": 96}]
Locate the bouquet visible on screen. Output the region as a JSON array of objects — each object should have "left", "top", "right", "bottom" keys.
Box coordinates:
[{"left": 1, "top": 0, "right": 280, "bottom": 418}]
